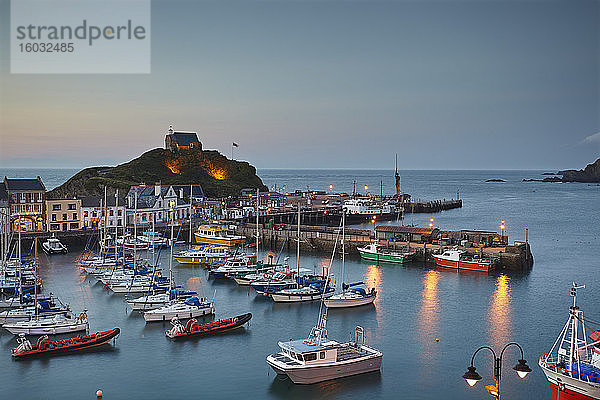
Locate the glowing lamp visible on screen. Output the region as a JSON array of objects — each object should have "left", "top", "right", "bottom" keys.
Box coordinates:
[
  {"left": 513, "top": 359, "right": 532, "bottom": 379},
  {"left": 364, "top": 185, "right": 368, "bottom": 191},
  {"left": 463, "top": 366, "right": 482, "bottom": 387}
]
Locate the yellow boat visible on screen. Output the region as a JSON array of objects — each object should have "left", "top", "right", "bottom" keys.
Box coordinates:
[
  {"left": 174, "top": 245, "right": 232, "bottom": 265},
  {"left": 193, "top": 225, "right": 246, "bottom": 247}
]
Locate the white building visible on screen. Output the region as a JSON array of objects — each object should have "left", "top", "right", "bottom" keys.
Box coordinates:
[
  {"left": 80, "top": 195, "right": 126, "bottom": 229},
  {"left": 125, "top": 184, "right": 203, "bottom": 226}
]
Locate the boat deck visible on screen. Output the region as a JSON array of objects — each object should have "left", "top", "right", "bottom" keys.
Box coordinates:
[{"left": 336, "top": 344, "right": 370, "bottom": 362}]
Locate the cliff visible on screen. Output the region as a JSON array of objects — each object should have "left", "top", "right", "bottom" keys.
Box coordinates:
[
  {"left": 48, "top": 148, "right": 267, "bottom": 199},
  {"left": 558, "top": 157, "right": 600, "bottom": 183}
]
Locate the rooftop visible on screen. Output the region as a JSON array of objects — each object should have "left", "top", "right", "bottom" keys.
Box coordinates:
[
  {"left": 168, "top": 132, "right": 200, "bottom": 146},
  {"left": 375, "top": 225, "right": 438, "bottom": 235},
  {"left": 4, "top": 177, "right": 46, "bottom": 191}
]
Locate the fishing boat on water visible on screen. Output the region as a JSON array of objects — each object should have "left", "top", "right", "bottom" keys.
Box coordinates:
[
  {"left": 357, "top": 243, "right": 416, "bottom": 264},
  {"left": 539, "top": 283, "right": 600, "bottom": 400},
  {"left": 42, "top": 237, "right": 68, "bottom": 254},
  {"left": 12, "top": 328, "right": 120, "bottom": 359},
  {"left": 165, "top": 313, "right": 252, "bottom": 339},
  {"left": 432, "top": 249, "right": 496, "bottom": 272},
  {"left": 266, "top": 315, "right": 382, "bottom": 384},
  {"left": 194, "top": 224, "right": 245, "bottom": 247}
]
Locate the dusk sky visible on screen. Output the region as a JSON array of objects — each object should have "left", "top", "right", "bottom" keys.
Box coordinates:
[{"left": 0, "top": 0, "right": 598, "bottom": 170}]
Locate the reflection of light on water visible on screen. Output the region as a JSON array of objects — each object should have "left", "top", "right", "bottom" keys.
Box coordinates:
[
  {"left": 418, "top": 270, "right": 440, "bottom": 362},
  {"left": 488, "top": 274, "right": 511, "bottom": 347},
  {"left": 364, "top": 264, "right": 382, "bottom": 307},
  {"left": 186, "top": 276, "right": 203, "bottom": 292}
]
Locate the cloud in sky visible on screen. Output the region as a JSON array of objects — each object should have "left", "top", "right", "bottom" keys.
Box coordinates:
[{"left": 582, "top": 132, "right": 600, "bottom": 144}]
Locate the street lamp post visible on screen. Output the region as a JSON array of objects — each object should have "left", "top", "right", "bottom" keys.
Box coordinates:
[
  {"left": 500, "top": 219, "right": 506, "bottom": 244},
  {"left": 462, "top": 342, "right": 532, "bottom": 400},
  {"left": 429, "top": 218, "right": 434, "bottom": 228}
]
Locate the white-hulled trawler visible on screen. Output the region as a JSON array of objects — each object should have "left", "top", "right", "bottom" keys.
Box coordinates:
[
  {"left": 266, "top": 314, "right": 382, "bottom": 384},
  {"left": 539, "top": 283, "right": 600, "bottom": 400}
]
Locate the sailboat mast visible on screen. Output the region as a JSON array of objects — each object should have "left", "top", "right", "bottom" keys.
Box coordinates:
[
  {"left": 103, "top": 186, "right": 108, "bottom": 254},
  {"left": 341, "top": 210, "right": 345, "bottom": 292},
  {"left": 189, "top": 184, "right": 193, "bottom": 249},
  {"left": 256, "top": 188, "right": 259, "bottom": 255},
  {"left": 133, "top": 191, "right": 137, "bottom": 270},
  {"left": 169, "top": 208, "right": 174, "bottom": 291},
  {"left": 18, "top": 214, "right": 21, "bottom": 261},
  {"left": 115, "top": 190, "right": 119, "bottom": 260},
  {"left": 34, "top": 238, "right": 38, "bottom": 319},
  {"left": 18, "top": 214, "right": 22, "bottom": 298},
  {"left": 296, "top": 204, "right": 300, "bottom": 288}
]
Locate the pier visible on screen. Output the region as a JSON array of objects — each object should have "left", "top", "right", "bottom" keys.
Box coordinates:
[{"left": 238, "top": 224, "right": 533, "bottom": 272}]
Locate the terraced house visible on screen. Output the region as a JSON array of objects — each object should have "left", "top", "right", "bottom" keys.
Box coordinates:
[
  {"left": 3, "top": 177, "right": 46, "bottom": 232},
  {"left": 45, "top": 199, "right": 82, "bottom": 232},
  {"left": 125, "top": 183, "right": 203, "bottom": 226}
]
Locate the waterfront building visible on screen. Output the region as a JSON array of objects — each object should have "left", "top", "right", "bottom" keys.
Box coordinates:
[
  {"left": 374, "top": 225, "right": 440, "bottom": 243},
  {"left": 45, "top": 199, "right": 82, "bottom": 232},
  {"left": 80, "top": 196, "right": 126, "bottom": 230},
  {"left": 0, "top": 183, "right": 9, "bottom": 236},
  {"left": 125, "top": 184, "right": 203, "bottom": 226},
  {"left": 164, "top": 125, "right": 202, "bottom": 152},
  {"left": 3, "top": 176, "right": 46, "bottom": 232}
]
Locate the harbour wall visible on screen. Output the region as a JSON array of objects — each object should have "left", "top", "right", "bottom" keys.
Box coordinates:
[{"left": 238, "top": 225, "right": 533, "bottom": 272}]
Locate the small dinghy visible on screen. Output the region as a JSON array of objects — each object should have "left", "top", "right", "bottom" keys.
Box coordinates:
[
  {"left": 12, "top": 328, "right": 120, "bottom": 359},
  {"left": 166, "top": 313, "right": 252, "bottom": 340}
]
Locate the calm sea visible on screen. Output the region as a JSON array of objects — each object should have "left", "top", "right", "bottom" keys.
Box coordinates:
[{"left": 0, "top": 168, "right": 598, "bottom": 400}]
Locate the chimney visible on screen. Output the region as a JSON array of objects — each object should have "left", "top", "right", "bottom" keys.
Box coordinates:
[
  {"left": 179, "top": 188, "right": 184, "bottom": 198},
  {"left": 155, "top": 182, "right": 161, "bottom": 196}
]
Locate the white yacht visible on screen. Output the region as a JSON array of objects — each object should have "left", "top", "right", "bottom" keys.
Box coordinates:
[
  {"left": 266, "top": 316, "right": 382, "bottom": 384},
  {"left": 2, "top": 312, "right": 88, "bottom": 335},
  {"left": 42, "top": 237, "right": 68, "bottom": 254},
  {"left": 127, "top": 289, "right": 196, "bottom": 311},
  {"left": 143, "top": 296, "right": 214, "bottom": 322}
]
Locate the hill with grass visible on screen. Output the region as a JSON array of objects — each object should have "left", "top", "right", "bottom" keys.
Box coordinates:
[{"left": 48, "top": 148, "right": 267, "bottom": 199}]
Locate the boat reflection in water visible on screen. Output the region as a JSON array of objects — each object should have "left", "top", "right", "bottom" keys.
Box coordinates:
[
  {"left": 268, "top": 367, "right": 381, "bottom": 399},
  {"left": 417, "top": 270, "right": 441, "bottom": 368},
  {"left": 487, "top": 274, "right": 512, "bottom": 348}
]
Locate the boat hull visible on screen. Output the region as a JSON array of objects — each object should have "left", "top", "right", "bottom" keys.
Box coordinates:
[
  {"left": 358, "top": 249, "right": 412, "bottom": 264},
  {"left": 193, "top": 235, "right": 245, "bottom": 247},
  {"left": 540, "top": 364, "right": 600, "bottom": 400},
  {"left": 4, "top": 321, "right": 88, "bottom": 335},
  {"left": 432, "top": 255, "right": 494, "bottom": 272},
  {"left": 12, "top": 328, "right": 120, "bottom": 359},
  {"left": 166, "top": 313, "right": 252, "bottom": 339},
  {"left": 267, "top": 353, "right": 382, "bottom": 384},
  {"left": 271, "top": 290, "right": 335, "bottom": 303},
  {"left": 144, "top": 306, "right": 215, "bottom": 322},
  {"left": 324, "top": 294, "right": 376, "bottom": 308}
]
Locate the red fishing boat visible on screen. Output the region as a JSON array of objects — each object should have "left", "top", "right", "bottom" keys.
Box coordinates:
[
  {"left": 12, "top": 328, "right": 120, "bottom": 359},
  {"left": 166, "top": 313, "right": 252, "bottom": 339},
  {"left": 539, "top": 284, "right": 600, "bottom": 400},
  {"left": 432, "top": 249, "right": 496, "bottom": 272}
]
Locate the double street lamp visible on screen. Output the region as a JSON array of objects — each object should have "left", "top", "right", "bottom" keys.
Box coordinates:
[{"left": 462, "top": 342, "right": 532, "bottom": 399}]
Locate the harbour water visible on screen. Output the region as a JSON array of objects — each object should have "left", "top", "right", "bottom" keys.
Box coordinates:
[{"left": 0, "top": 169, "right": 599, "bottom": 399}]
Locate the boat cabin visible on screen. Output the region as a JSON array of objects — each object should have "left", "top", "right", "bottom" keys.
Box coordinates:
[{"left": 278, "top": 339, "right": 339, "bottom": 365}]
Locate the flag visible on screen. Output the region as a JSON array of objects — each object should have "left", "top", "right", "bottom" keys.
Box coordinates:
[{"left": 232, "top": 142, "right": 239, "bottom": 147}]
